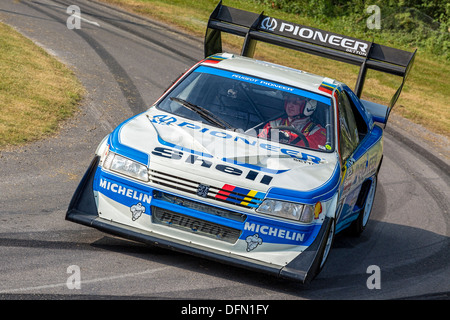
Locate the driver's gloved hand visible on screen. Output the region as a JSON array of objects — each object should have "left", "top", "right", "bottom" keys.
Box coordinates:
[{"left": 279, "top": 130, "right": 290, "bottom": 143}]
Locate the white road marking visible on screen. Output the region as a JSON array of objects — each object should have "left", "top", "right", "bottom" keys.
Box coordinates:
[
  {"left": 0, "top": 266, "right": 169, "bottom": 294},
  {"left": 72, "top": 14, "right": 100, "bottom": 27}
]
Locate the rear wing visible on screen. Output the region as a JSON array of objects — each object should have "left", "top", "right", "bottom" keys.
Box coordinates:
[{"left": 205, "top": 1, "right": 415, "bottom": 118}]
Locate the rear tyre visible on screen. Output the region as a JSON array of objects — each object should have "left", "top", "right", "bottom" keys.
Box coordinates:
[{"left": 350, "top": 176, "right": 377, "bottom": 236}]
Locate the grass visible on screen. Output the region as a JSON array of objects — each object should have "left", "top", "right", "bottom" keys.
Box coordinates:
[
  {"left": 0, "top": 22, "right": 83, "bottom": 150},
  {"left": 99, "top": 0, "right": 449, "bottom": 138}
]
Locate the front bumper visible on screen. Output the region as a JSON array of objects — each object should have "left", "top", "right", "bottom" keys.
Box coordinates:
[{"left": 66, "top": 156, "right": 332, "bottom": 284}]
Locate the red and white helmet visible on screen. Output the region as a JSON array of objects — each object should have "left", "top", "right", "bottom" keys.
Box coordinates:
[{"left": 284, "top": 95, "right": 317, "bottom": 118}]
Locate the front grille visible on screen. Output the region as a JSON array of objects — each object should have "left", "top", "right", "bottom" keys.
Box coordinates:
[
  {"left": 152, "top": 207, "right": 241, "bottom": 243},
  {"left": 149, "top": 169, "right": 265, "bottom": 209},
  {"left": 153, "top": 191, "right": 246, "bottom": 222}
]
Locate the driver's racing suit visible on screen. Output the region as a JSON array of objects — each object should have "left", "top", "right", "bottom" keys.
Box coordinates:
[{"left": 258, "top": 116, "right": 327, "bottom": 150}]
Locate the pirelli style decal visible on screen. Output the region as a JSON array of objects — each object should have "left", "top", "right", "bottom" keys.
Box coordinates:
[
  {"left": 215, "top": 184, "right": 265, "bottom": 208},
  {"left": 318, "top": 81, "right": 337, "bottom": 95},
  {"left": 203, "top": 55, "right": 228, "bottom": 64}
]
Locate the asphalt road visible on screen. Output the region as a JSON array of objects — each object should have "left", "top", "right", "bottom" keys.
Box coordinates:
[{"left": 0, "top": 0, "right": 449, "bottom": 302}]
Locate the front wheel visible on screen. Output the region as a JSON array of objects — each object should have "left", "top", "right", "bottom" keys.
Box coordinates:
[
  {"left": 319, "top": 218, "right": 335, "bottom": 270},
  {"left": 311, "top": 218, "right": 335, "bottom": 279}
]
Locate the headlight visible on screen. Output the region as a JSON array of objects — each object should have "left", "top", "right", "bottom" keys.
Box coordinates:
[
  {"left": 103, "top": 152, "right": 149, "bottom": 182},
  {"left": 256, "top": 199, "right": 316, "bottom": 223}
]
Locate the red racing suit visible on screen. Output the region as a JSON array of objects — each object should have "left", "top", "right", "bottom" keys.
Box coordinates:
[{"left": 259, "top": 116, "right": 327, "bottom": 150}]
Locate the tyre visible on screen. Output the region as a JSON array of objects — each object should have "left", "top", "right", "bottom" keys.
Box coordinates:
[
  {"left": 312, "top": 218, "right": 336, "bottom": 279},
  {"left": 350, "top": 175, "right": 377, "bottom": 236}
]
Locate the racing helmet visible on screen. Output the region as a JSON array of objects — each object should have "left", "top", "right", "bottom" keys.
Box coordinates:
[{"left": 284, "top": 94, "right": 317, "bottom": 118}]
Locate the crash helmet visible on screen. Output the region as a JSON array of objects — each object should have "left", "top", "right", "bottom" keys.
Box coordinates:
[{"left": 284, "top": 94, "right": 317, "bottom": 118}]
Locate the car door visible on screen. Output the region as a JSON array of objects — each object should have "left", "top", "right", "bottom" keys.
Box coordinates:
[{"left": 335, "top": 87, "right": 370, "bottom": 232}]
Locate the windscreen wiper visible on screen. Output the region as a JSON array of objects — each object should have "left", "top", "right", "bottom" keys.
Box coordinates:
[{"left": 170, "top": 97, "right": 234, "bottom": 130}]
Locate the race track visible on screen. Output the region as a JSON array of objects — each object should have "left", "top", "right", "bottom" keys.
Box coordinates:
[{"left": 0, "top": 0, "right": 448, "bottom": 301}]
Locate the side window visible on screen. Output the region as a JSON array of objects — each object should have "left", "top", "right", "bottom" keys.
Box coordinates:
[
  {"left": 338, "top": 91, "right": 359, "bottom": 160},
  {"left": 344, "top": 90, "right": 369, "bottom": 137}
]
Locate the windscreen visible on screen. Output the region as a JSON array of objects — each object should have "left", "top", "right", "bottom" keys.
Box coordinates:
[{"left": 156, "top": 66, "right": 333, "bottom": 152}]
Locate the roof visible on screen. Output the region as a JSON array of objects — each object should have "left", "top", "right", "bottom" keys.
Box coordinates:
[{"left": 201, "top": 53, "right": 340, "bottom": 96}]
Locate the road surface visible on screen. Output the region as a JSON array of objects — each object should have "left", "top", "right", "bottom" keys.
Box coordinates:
[{"left": 0, "top": 0, "right": 448, "bottom": 302}]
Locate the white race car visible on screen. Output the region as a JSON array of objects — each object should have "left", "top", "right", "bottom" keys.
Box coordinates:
[{"left": 67, "top": 3, "right": 415, "bottom": 283}]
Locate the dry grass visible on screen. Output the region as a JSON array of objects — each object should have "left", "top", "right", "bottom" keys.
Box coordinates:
[{"left": 0, "top": 22, "right": 83, "bottom": 149}]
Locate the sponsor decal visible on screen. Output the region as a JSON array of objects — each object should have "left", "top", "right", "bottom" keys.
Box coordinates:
[
  {"left": 244, "top": 222, "right": 306, "bottom": 243},
  {"left": 245, "top": 234, "right": 263, "bottom": 251},
  {"left": 197, "top": 184, "right": 210, "bottom": 198},
  {"left": 231, "top": 74, "right": 294, "bottom": 92},
  {"left": 215, "top": 184, "right": 265, "bottom": 208},
  {"left": 260, "top": 17, "right": 277, "bottom": 31},
  {"left": 319, "top": 81, "right": 337, "bottom": 95},
  {"left": 151, "top": 146, "right": 275, "bottom": 186},
  {"left": 195, "top": 66, "right": 331, "bottom": 105},
  {"left": 153, "top": 208, "right": 240, "bottom": 243},
  {"left": 259, "top": 17, "right": 371, "bottom": 57},
  {"left": 148, "top": 113, "right": 325, "bottom": 166},
  {"left": 98, "top": 177, "right": 152, "bottom": 206},
  {"left": 346, "top": 153, "right": 378, "bottom": 180},
  {"left": 203, "top": 54, "right": 228, "bottom": 64},
  {"left": 130, "top": 203, "right": 145, "bottom": 221}
]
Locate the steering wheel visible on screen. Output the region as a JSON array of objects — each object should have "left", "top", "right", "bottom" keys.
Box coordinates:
[{"left": 272, "top": 125, "right": 309, "bottom": 147}]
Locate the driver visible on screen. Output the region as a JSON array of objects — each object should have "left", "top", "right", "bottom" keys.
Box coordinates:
[{"left": 258, "top": 95, "right": 327, "bottom": 150}]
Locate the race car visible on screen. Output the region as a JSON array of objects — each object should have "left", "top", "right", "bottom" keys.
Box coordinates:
[{"left": 66, "top": 3, "right": 415, "bottom": 283}]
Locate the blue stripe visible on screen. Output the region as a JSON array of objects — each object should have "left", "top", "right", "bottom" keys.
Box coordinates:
[
  {"left": 320, "top": 81, "right": 336, "bottom": 89},
  {"left": 266, "top": 163, "right": 341, "bottom": 204},
  {"left": 241, "top": 217, "right": 321, "bottom": 246},
  {"left": 94, "top": 168, "right": 152, "bottom": 210},
  {"left": 108, "top": 113, "right": 150, "bottom": 166},
  {"left": 194, "top": 66, "right": 331, "bottom": 106},
  {"left": 352, "top": 126, "right": 383, "bottom": 160}
]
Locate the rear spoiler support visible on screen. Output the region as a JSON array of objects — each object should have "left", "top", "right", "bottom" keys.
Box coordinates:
[{"left": 205, "top": 1, "right": 415, "bottom": 113}]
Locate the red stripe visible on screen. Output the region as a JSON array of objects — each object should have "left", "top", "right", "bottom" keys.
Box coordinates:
[
  {"left": 215, "top": 184, "right": 235, "bottom": 200},
  {"left": 319, "top": 86, "right": 332, "bottom": 94},
  {"left": 204, "top": 59, "right": 221, "bottom": 64},
  {"left": 222, "top": 184, "right": 236, "bottom": 191}
]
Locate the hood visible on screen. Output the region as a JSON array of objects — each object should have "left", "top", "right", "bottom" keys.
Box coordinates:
[{"left": 109, "top": 108, "right": 339, "bottom": 200}]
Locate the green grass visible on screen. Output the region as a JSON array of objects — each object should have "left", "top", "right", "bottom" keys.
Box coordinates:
[
  {"left": 101, "top": 0, "right": 449, "bottom": 137},
  {"left": 0, "top": 22, "right": 84, "bottom": 150}
]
